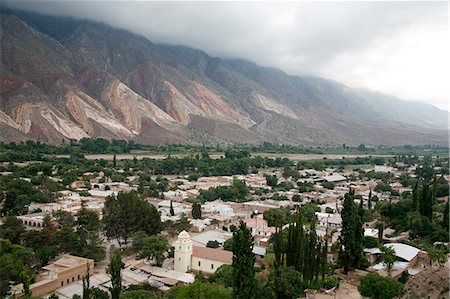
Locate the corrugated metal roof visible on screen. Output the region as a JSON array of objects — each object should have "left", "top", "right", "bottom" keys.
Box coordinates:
[{"left": 385, "top": 243, "right": 420, "bottom": 262}]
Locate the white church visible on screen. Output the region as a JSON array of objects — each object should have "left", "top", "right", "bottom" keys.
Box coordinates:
[{"left": 173, "top": 230, "right": 233, "bottom": 274}]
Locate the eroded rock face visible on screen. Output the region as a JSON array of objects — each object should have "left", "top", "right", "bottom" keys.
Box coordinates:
[
  {"left": 66, "top": 91, "right": 134, "bottom": 138},
  {"left": 0, "top": 10, "right": 448, "bottom": 146},
  {"left": 9, "top": 102, "right": 88, "bottom": 141},
  {"left": 105, "top": 80, "right": 178, "bottom": 134}
]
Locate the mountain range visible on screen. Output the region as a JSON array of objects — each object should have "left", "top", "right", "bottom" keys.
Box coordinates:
[{"left": 0, "top": 8, "right": 448, "bottom": 146}]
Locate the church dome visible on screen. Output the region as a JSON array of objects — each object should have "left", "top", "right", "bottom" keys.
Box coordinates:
[{"left": 178, "top": 230, "right": 190, "bottom": 239}]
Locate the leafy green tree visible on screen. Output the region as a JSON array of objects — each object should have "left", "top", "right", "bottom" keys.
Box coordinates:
[
  {"left": 322, "top": 181, "right": 335, "bottom": 190},
  {"left": 363, "top": 236, "right": 380, "bottom": 249},
  {"left": 208, "top": 264, "right": 233, "bottom": 287},
  {"left": 120, "top": 290, "right": 160, "bottom": 299},
  {"left": 268, "top": 266, "right": 303, "bottom": 299},
  {"left": 172, "top": 215, "right": 192, "bottom": 233},
  {"left": 206, "top": 240, "right": 220, "bottom": 248},
  {"left": 266, "top": 175, "right": 278, "bottom": 188},
  {"left": 339, "top": 189, "right": 364, "bottom": 273},
  {"left": 103, "top": 192, "right": 161, "bottom": 245},
  {"left": 168, "top": 277, "right": 231, "bottom": 299},
  {"left": 358, "top": 273, "right": 403, "bottom": 299},
  {"left": 192, "top": 202, "right": 202, "bottom": 219},
  {"left": 223, "top": 239, "right": 233, "bottom": 251},
  {"left": 90, "top": 287, "right": 109, "bottom": 299},
  {"left": 77, "top": 207, "right": 101, "bottom": 232},
  {"left": 0, "top": 240, "right": 38, "bottom": 296},
  {"left": 81, "top": 232, "right": 106, "bottom": 262},
  {"left": 108, "top": 252, "right": 124, "bottom": 299},
  {"left": 20, "top": 266, "right": 32, "bottom": 296},
  {"left": 379, "top": 246, "right": 396, "bottom": 276},
  {"left": 232, "top": 221, "right": 256, "bottom": 299},
  {"left": 292, "top": 194, "right": 302, "bottom": 202},
  {"left": 138, "top": 235, "right": 169, "bottom": 266},
  {"left": 263, "top": 208, "right": 288, "bottom": 228},
  {"left": 427, "top": 246, "right": 447, "bottom": 269},
  {"left": 53, "top": 210, "right": 76, "bottom": 228},
  {"left": 0, "top": 216, "right": 25, "bottom": 244},
  {"left": 374, "top": 182, "right": 392, "bottom": 193}
]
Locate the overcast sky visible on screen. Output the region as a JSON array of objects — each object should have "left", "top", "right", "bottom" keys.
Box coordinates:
[{"left": 3, "top": 0, "right": 449, "bottom": 110}]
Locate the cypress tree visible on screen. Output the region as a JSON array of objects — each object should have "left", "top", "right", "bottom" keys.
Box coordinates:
[
  {"left": 339, "top": 189, "right": 364, "bottom": 273},
  {"left": 108, "top": 252, "right": 124, "bottom": 299},
  {"left": 170, "top": 200, "right": 175, "bottom": 216},
  {"left": 232, "top": 221, "right": 256, "bottom": 299},
  {"left": 412, "top": 181, "right": 419, "bottom": 211},
  {"left": 432, "top": 176, "right": 437, "bottom": 205},
  {"left": 419, "top": 184, "right": 432, "bottom": 220},
  {"left": 192, "top": 202, "right": 202, "bottom": 219},
  {"left": 82, "top": 263, "right": 90, "bottom": 299},
  {"left": 443, "top": 201, "right": 449, "bottom": 231},
  {"left": 368, "top": 190, "right": 372, "bottom": 210}
]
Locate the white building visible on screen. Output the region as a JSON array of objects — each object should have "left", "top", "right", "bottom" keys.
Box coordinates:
[
  {"left": 173, "top": 231, "right": 232, "bottom": 274},
  {"left": 374, "top": 165, "right": 394, "bottom": 173}
]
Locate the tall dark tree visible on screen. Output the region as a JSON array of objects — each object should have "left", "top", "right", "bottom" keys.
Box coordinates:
[
  {"left": 107, "top": 252, "right": 124, "bottom": 299},
  {"left": 443, "top": 201, "right": 449, "bottom": 231},
  {"left": 419, "top": 184, "right": 433, "bottom": 221},
  {"left": 377, "top": 222, "right": 384, "bottom": 242},
  {"left": 339, "top": 189, "right": 364, "bottom": 273},
  {"left": 169, "top": 201, "right": 175, "bottom": 217},
  {"left": 412, "top": 181, "right": 419, "bottom": 211},
  {"left": 191, "top": 202, "right": 202, "bottom": 219},
  {"left": 367, "top": 190, "right": 372, "bottom": 210},
  {"left": 82, "top": 264, "right": 90, "bottom": 299},
  {"left": 272, "top": 211, "right": 328, "bottom": 293},
  {"left": 431, "top": 176, "right": 437, "bottom": 205},
  {"left": 232, "top": 221, "right": 256, "bottom": 299}
]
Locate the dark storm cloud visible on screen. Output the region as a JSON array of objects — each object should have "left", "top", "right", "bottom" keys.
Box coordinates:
[{"left": 2, "top": 1, "right": 448, "bottom": 109}]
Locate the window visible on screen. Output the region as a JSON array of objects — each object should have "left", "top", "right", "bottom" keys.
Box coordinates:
[
  {"left": 211, "top": 264, "right": 214, "bottom": 270},
  {"left": 72, "top": 277, "right": 75, "bottom": 282},
  {"left": 67, "top": 279, "right": 70, "bottom": 284},
  {"left": 198, "top": 261, "right": 201, "bottom": 267},
  {"left": 78, "top": 275, "right": 80, "bottom": 279},
  {"left": 61, "top": 281, "right": 64, "bottom": 286}
]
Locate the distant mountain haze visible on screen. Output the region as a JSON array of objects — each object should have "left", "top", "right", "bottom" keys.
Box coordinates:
[{"left": 0, "top": 9, "right": 447, "bottom": 146}]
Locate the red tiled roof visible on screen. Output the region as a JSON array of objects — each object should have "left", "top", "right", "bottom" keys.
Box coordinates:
[{"left": 192, "top": 246, "right": 233, "bottom": 263}]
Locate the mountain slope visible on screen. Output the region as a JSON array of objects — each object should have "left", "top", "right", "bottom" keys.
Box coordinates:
[{"left": 0, "top": 9, "right": 447, "bottom": 146}]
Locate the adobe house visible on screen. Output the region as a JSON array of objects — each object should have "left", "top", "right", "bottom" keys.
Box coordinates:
[{"left": 13, "top": 254, "right": 94, "bottom": 297}]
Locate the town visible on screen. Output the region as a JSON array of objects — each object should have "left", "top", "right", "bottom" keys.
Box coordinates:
[{"left": 0, "top": 141, "right": 448, "bottom": 299}]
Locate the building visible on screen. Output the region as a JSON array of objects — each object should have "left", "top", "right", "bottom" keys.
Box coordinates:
[
  {"left": 17, "top": 212, "right": 48, "bottom": 228},
  {"left": 245, "top": 216, "right": 276, "bottom": 237},
  {"left": 374, "top": 165, "right": 394, "bottom": 173},
  {"left": 13, "top": 255, "right": 94, "bottom": 297},
  {"left": 173, "top": 231, "right": 232, "bottom": 274},
  {"left": 320, "top": 174, "right": 347, "bottom": 185}
]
